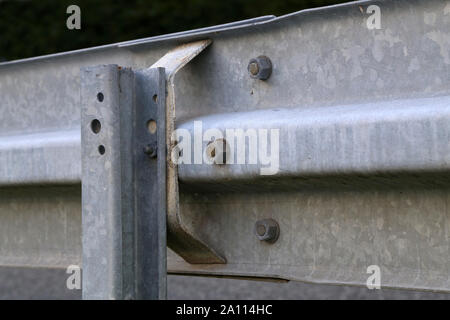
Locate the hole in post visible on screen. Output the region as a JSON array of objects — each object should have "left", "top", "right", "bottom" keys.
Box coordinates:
[
  {"left": 147, "top": 119, "right": 157, "bottom": 134},
  {"left": 153, "top": 94, "right": 158, "bottom": 103},
  {"left": 90, "top": 119, "right": 101, "bottom": 134},
  {"left": 97, "top": 92, "right": 104, "bottom": 102},
  {"left": 98, "top": 145, "right": 105, "bottom": 155}
]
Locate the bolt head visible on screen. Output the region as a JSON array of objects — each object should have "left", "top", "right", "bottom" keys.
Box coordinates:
[
  {"left": 248, "top": 62, "right": 259, "bottom": 76},
  {"left": 205, "top": 138, "right": 228, "bottom": 165},
  {"left": 143, "top": 144, "right": 157, "bottom": 158},
  {"left": 248, "top": 56, "right": 272, "bottom": 80},
  {"left": 254, "top": 219, "right": 280, "bottom": 243}
]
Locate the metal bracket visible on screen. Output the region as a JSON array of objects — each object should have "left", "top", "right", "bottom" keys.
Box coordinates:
[
  {"left": 151, "top": 40, "right": 226, "bottom": 264},
  {"left": 81, "top": 65, "right": 167, "bottom": 299}
]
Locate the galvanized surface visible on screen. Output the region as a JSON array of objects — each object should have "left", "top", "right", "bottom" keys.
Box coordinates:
[
  {"left": 0, "top": 0, "right": 449, "bottom": 292},
  {"left": 0, "top": 186, "right": 81, "bottom": 268},
  {"left": 2, "top": 268, "right": 449, "bottom": 300},
  {"left": 133, "top": 67, "right": 167, "bottom": 299},
  {"left": 151, "top": 40, "right": 226, "bottom": 264},
  {"left": 170, "top": 188, "right": 450, "bottom": 292},
  {"left": 81, "top": 65, "right": 136, "bottom": 299},
  {"left": 175, "top": 95, "right": 450, "bottom": 190},
  {"left": 81, "top": 65, "right": 168, "bottom": 299}
]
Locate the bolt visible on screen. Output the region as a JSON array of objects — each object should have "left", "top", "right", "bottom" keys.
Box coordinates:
[
  {"left": 143, "top": 144, "right": 157, "bottom": 158},
  {"left": 206, "top": 138, "right": 228, "bottom": 165},
  {"left": 248, "top": 56, "right": 272, "bottom": 80},
  {"left": 248, "top": 62, "right": 259, "bottom": 76},
  {"left": 254, "top": 219, "right": 279, "bottom": 243}
]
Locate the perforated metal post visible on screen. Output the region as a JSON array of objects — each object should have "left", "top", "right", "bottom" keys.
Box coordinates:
[{"left": 81, "top": 65, "right": 166, "bottom": 300}]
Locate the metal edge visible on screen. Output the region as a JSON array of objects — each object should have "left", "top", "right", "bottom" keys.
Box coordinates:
[{"left": 0, "top": 0, "right": 380, "bottom": 67}]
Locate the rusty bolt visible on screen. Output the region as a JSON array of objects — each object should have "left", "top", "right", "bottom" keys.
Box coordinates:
[
  {"left": 248, "top": 56, "right": 272, "bottom": 80},
  {"left": 248, "top": 62, "right": 259, "bottom": 76},
  {"left": 205, "top": 138, "right": 228, "bottom": 165},
  {"left": 143, "top": 144, "right": 157, "bottom": 158},
  {"left": 254, "top": 219, "right": 280, "bottom": 243}
]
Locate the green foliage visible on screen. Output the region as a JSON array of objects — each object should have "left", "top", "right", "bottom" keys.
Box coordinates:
[{"left": 0, "top": 0, "right": 349, "bottom": 61}]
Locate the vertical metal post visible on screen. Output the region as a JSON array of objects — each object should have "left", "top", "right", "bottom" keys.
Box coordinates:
[
  {"left": 81, "top": 65, "right": 166, "bottom": 299},
  {"left": 134, "top": 67, "right": 167, "bottom": 299}
]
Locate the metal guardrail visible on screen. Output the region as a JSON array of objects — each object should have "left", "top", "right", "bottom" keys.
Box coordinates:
[{"left": 0, "top": 0, "right": 449, "bottom": 296}]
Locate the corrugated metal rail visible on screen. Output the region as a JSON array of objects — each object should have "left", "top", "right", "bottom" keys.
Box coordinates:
[{"left": 0, "top": 0, "right": 449, "bottom": 296}]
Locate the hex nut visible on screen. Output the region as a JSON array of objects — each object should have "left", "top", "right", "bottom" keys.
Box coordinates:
[
  {"left": 254, "top": 219, "right": 280, "bottom": 243},
  {"left": 248, "top": 56, "right": 272, "bottom": 80}
]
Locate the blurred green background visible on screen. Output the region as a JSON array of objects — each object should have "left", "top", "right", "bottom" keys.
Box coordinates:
[{"left": 0, "top": 0, "right": 351, "bottom": 61}]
